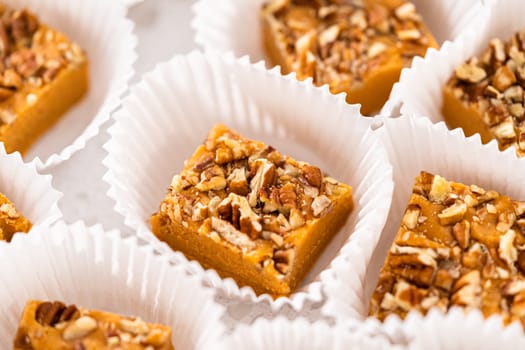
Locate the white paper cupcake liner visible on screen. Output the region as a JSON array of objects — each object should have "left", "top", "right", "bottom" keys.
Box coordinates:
[
  {"left": 387, "top": 0, "right": 521, "bottom": 119},
  {"left": 103, "top": 51, "right": 394, "bottom": 311},
  {"left": 324, "top": 115, "right": 525, "bottom": 346},
  {"left": 207, "top": 316, "right": 404, "bottom": 350},
  {"left": 0, "top": 221, "right": 226, "bottom": 349},
  {"left": 2, "top": 0, "right": 137, "bottom": 170},
  {"left": 402, "top": 308, "right": 525, "bottom": 350},
  {"left": 0, "top": 143, "right": 62, "bottom": 233}
]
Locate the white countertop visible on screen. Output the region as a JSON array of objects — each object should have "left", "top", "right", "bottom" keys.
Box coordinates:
[{"left": 50, "top": 0, "right": 196, "bottom": 233}]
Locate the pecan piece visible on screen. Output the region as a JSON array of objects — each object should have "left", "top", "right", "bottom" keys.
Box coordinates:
[
  {"left": 455, "top": 62, "right": 486, "bottom": 83},
  {"left": 35, "top": 301, "right": 70, "bottom": 327},
  {"left": 11, "top": 10, "right": 39, "bottom": 42},
  {"left": 228, "top": 167, "right": 249, "bottom": 195},
  {"left": 273, "top": 247, "right": 295, "bottom": 275},
  {"left": 279, "top": 183, "right": 297, "bottom": 209},
  {"left": 452, "top": 219, "right": 470, "bottom": 249},
  {"left": 437, "top": 202, "right": 467, "bottom": 226},
  {"left": 493, "top": 65, "right": 517, "bottom": 92},
  {"left": 302, "top": 164, "right": 322, "bottom": 188}
]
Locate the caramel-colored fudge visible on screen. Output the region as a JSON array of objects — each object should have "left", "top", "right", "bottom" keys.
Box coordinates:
[
  {"left": 13, "top": 300, "right": 174, "bottom": 349},
  {"left": 443, "top": 30, "right": 525, "bottom": 157},
  {"left": 0, "top": 5, "right": 88, "bottom": 154},
  {"left": 261, "top": 0, "right": 437, "bottom": 115},
  {"left": 369, "top": 171, "right": 525, "bottom": 327},
  {"left": 0, "top": 192, "right": 31, "bottom": 242},
  {"left": 151, "top": 124, "right": 353, "bottom": 296}
]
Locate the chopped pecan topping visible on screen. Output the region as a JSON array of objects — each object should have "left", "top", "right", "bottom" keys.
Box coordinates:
[
  {"left": 35, "top": 301, "right": 78, "bottom": 327},
  {"left": 370, "top": 171, "right": 525, "bottom": 326},
  {"left": 262, "top": 0, "right": 434, "bottom": 92},
  {"left": 446, "top": 29, "right": 525, "bottom": 156},
  {"left": 155, "top": 124, "right": 350, "bottom": 282}
]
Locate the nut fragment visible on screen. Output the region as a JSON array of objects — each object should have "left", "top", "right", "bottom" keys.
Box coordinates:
[
  {"left": 491, "top": 116, "right": 516, "bottom": 142},
  {"left": 451, "top": 270, "right": 481, "bottom": 308},
  {"left": 228, "top": 167, "right": 249, "bottom": 195},
  {"left": 211, "top": 217, "right": 256, "bottom": 252},
  {"left": 455, "top": 63, "right": 487, "bottom": 83},
  {"left": 490, "top": 38, "right": 506, "bottom": 62},
  {"left": 248, "top": 159, "right": 275, "bottom": 207},
  {"left": 302, "top": 164, "right": 322, "bottom": 188},
  {"left": 452, "top": 220, "right": 470, "bottom": 249},
  {"left": 119, "top": 317, "right": 149, "bottom": 335},
  {"left": 493, "top": 65, "right": 517, "bottom": 92},
  {"left": 62, "top": 316, "right": 97, "bottom": 340},
  {"left": 395, "top": 3, "right": 419, "bottom": 21},
  {"left": 438, "top": 202, "right": 467, "bottom": 226},
  {"left": 429, "top": 175, "right": 451, "bottom": 203},
  {"left": 273, "top": 247, "right": 295, "bottom": 275},
  {"left": 368, "top": 42, "right": 387, "bottom": 58},
  {"left": 402, "top": 205, "right": 420, "bottom": 230},
  {"left": 498, "top": 229, "right": 518, "bottom": 270},
  {"left": 319, "top": 25, "right": 339, "bottom": 46},
  {"left": 288, "top": 208, "right": 305, "bottom": 229},
  {"left": 145, "top": 328, "right": 169, "bottom": 346},
  {"left": 311, "top": 195, "right": 331, "bottom": 217},
  {"left": 279, "top": 183, "right": 297, "bottom": 209}
]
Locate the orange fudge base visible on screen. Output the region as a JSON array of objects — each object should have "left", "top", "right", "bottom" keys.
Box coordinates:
[
  {"left": 152, "top": 189, "right": 352, "bottom": 297},
  {"left": 442, "top": 86, "right": 494, "bottom": 145},
  {"left": 0, "top": 192, "right": 31, "bottom": 242}
]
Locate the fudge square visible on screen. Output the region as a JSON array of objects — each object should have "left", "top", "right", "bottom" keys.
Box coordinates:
[
  {"left": 369, "top": 171, "right": 525, "bottom": 327},
  {"left": 0, "top": 5, "right": 88, "bottom": 154},
  {"left": 151, "top": 124, "right": 353, "bottom": 296},
  {"left": 13, "top": 300, "right": 174, "bottom": 349},
  {"left": 0, "top": 191, "right": 31, "bottom": 242},
  {"left": 261, "top": 0, "right": 437, "bottom": 115},
  {"left": 443, "top": 29, "right": 525, "bottom": 157}
]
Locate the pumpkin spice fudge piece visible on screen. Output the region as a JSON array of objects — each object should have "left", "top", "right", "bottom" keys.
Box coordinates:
[
  {"left": 151, "top": 124, "right": 353, "bottom": 296},
  {"left": 369, "top": 171, "right": 525, "bottom": 327},
  {"left": 261, "top": 0, "right": 438, "bottom": 115},
  {"left": 0, "top": 4, "right": 88, "bottom": 154},
  {"left": 13, "top": 300, "right": 174, "bottom": 349},
  {"left": 443, "top": 30, "right": 525, "bottom": 157},
  {"left": 0, "top": 191, "right": 31, "bottom": 242}
]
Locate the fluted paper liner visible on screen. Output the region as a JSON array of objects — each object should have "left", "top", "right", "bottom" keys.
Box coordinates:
[
  {"left": 324, "top": 115, "right": 525, "bottom": 347},
  {"left": 207, "top": 316, "right": 404, "bottom": 350},
  {"left": 2, "top": 0, "right": 136, "bottom": 170},
  {"left": 388, "top": 0, "right": 522, "bottom": 120},
  {"left": 0, "top": 144, "right": 62, "bottom": 232},
  {"left": 0, "top": 222, "right": 226, "bottom": 349},
  {"left": 103, "top": 51, "right": 393, "bottom": 311}
]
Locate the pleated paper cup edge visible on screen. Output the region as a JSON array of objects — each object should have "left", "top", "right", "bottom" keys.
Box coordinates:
[
  {"left": 103, "top": 50, "right": 392, "bottom": 313},
  {"left": 22, "top": 1, "right": 139, "bottom": 171},
  {"left": 0, "top": 144, "right": 63, "bottom": 230},
  {"left": 329, "top": 115, "right": 525, "bottom": 346},
  {"left": 7, "top": 220, "right": 228, "bottom": 349},
  {"left": 211, "top": 316, "right": 405, "bottom": 350}
]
